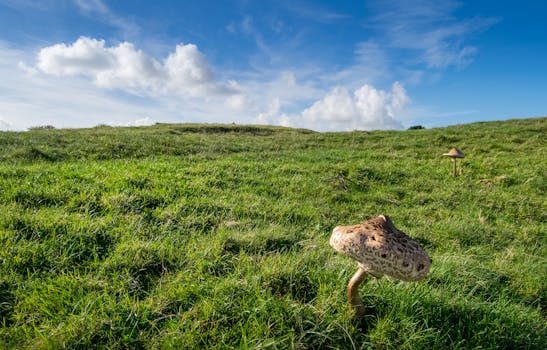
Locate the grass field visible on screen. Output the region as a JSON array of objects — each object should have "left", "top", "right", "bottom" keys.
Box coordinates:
[{"left": 0, "top": 118, "right": 545, "bottom": 349}]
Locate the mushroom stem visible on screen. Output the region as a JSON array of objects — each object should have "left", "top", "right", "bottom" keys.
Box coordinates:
[
  {"left": 347, "top": 267, "right": 368, "bottom": 316},
  {"left": 453, "top": 158, "right": 457, "bottom": 177}
]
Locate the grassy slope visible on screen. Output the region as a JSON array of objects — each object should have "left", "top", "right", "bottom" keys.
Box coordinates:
[{"left": 0, "top": 118, "right": 545, "bottom": 349}]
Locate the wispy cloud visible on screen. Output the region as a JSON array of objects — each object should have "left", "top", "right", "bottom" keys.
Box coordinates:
[
  {"left": 366, "top": 0, "right": 499, "bottom": 69},
  {"left": 325, "top": 40, "right": 391, "bottom": 89},
  {"left": 283, "top": 2, "right": 350, "bottom": 23},
  {"left": 73, "top": 0, "right": 108, "bottom": 14},
  {"left": 73, "top": 0, "right": 140, "bottom": 39}
]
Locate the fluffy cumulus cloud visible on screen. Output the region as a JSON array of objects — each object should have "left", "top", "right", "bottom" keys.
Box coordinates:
[
  {"left": 277, "top": 82, "right": 408, "bottom": 131},
  {"left": 36, "top": 36, "right": 242, "bottom": 99},
  {"left": 3, "top": 37, "right": 412, "bottom": 132},
  {"left": 37, "top": 37, "right": 115, "bottom": 75},
  {"left": 0, "top": 43, "right": 177, "bottom": 130}
]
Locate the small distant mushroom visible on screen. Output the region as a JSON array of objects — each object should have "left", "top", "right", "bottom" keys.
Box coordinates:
[
  {"left": 330, "top": 215, "right": 431, "bottom": 316},
  {"left": 442, "top": 147, "right": 465, "bottom": 177}
]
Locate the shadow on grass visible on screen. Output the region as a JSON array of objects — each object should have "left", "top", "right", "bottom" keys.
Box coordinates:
[
  {"left": 422, "top": 300, "right": 545, "bottom": 349},
  {"left": 353, "top": 294, "right": 389, "bottom": 333},
  {"left": 222, "top": 236, "right": 304, "bottom": 256},
  {"left": 0, "top": 280, "right": 15, "bottom": 327},
  {"left": 262, "top": 271, "right": 318, "bottom": 303},
  {"left": 355, "top": 293, "right": 546, "bottom": 349}
]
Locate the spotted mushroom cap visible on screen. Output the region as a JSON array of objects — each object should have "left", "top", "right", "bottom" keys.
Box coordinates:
[{"left": 330, "top": 215, "right": 431, "bottom": 281}]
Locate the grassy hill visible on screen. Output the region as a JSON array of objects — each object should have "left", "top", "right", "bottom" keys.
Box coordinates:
[{"left": 0, "top": 118, "right": 545, "bottom": 349}]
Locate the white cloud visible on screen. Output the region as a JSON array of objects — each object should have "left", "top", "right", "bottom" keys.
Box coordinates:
[
  {"left": 95, "top": 42, "right": 165, "bottom": 93},
  {"left": 277, "top": 82, "right": 408, "bottom": 131},
  {"left": 255, "top": 98, "right": 281, "bottom": 125},
  {"left": 36, "top": 36, "right": 239, "bottom": 98},
  {"left": 0, "top": 44, "right": 163, "bottom": 129},
  {"left": 37, "top": 37, "right": 116, "bottom": 75},
  {"left": 2, "top": 37, "right": 411, "bottom": 132},
  {"left": 164, "top": 43, "right": 237, "bottom": 97},
  {"left": 390, "top": 81, "right": 410, "bottom": 110},
  {"left": 17, "top": 61, "right": 38, "bottom": 75},
  {"left": 224, "top": 81, "right": 250, "bottom": 110}
]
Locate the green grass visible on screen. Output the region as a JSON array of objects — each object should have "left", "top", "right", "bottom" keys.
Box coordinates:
[{"left": 0, "top": 118, "right": 545, "bottom": 349}]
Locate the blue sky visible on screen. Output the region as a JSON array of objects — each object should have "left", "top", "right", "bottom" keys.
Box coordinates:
[{"left": 0, "top": 0, "right": 545, "bottom": 131}]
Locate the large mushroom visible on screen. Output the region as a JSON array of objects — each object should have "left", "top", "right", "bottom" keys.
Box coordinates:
[
  {"left": 443, "top": 148, "right": 465, "bottom": 177},
  {"left": 330, "top": 215, "right": 431, "bottom": 316}
]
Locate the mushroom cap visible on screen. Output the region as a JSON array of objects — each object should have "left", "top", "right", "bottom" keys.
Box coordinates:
[
  {"left": 330, "top": 215, "right": 431, "bottom": 281},
  {"left": 442, "top": 147, "right": 465, "bottom": 158}
]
